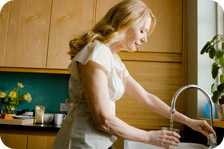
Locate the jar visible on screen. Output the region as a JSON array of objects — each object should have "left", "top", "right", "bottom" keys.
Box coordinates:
[{"left": 34, "top": 105, "right": 45, "bottom": 124}]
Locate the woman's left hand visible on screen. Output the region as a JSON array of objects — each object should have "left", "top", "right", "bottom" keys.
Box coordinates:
[{"left": 187, "top": 119, "right": 216, "bottom": 137}]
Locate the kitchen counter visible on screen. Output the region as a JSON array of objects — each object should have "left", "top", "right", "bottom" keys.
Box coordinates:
[
  {"left": 0, "top": 123, "right": 61, "bottom": 132},
  {"left": 213, "top": 120, "right": 224, "bottom": 128}
]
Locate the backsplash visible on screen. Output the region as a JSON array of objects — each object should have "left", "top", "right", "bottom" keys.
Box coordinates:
[{"left": 0, "top": 72, "right": 69, "bottom": 113}]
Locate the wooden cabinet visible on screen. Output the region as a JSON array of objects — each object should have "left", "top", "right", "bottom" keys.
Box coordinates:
[
  {"left": 117, "top": 61, "right": 184, "bottom": 129},
  {"left": 0, "top": 0, "right": 95, "bottom": 69},
  {"left": 27, "top": 135, "right": 55, "bottom": 149},
  {"left": 95, "top": 0, "right": 183, "bottom": 53},
  {"left": 0, "top": 131, "right": 56, "bottom": 149},
  {"left": 46, "top": 0, "right": 95, "bottom": 69},
  {"left": 0, "top": 133, "right": 27, "bottom": 149},
  {"left": 142, "top": 0, "right": 183, "bottom": 53},
  {"left": 0, "top": 0, "right": 183, "bottom": 67},
  {"left": 0, "top": 2, "right": 11, "bottom": 66},
  {"left": 95, "top": 0, "right": 122, "bottom": 22},
  {"left": 0, "top": 0, "right": 52, "bottom": 68}
]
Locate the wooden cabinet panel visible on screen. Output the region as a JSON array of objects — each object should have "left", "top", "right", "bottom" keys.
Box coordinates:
[
  {"left": 142, "top": 0, "right": 183, "bottom": 53},
  {"left": 27, "top": 135, "right": 55, "bottom": 149},
  {"left": 116, "top": 61, "right": 185, "bottom": 129},
  {"left": 96, "top": 0, "right": 182, "bottom": 53},
  {"left": 4, "top": 0, "right": 52, "bottom": 68},
  {"left": 0, "top": 133, "right": 27, "bottom": 149},
  {"left": 47, "top": 0, "right": 95, "bottom": 69},
  {"left": 95, "top": 0, "right": 122, "bottom": 22},
  {"left": 0, "top": 3, "right": 11, "bottom": 66}
]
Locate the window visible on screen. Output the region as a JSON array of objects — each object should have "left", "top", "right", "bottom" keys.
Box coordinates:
[{"left": 217, "top": 5, "right": 224, "bottom": 34}]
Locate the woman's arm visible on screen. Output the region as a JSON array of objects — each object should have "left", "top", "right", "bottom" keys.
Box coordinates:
[
  {"left": 78, "top": 61, "right": 180, "bottom": 146},
  {"left": 124, "top": 74, "right": 215, "bottom": 136},
  {"left": 124, "top": 75, "right": 191, "bottom": 125}
]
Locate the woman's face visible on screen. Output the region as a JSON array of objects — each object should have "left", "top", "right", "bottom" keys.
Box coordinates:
[{"left": 122, "top": 17, "right": 151, "bottom": 52}]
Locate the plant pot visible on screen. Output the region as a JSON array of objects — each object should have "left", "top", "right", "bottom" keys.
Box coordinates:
[
  {"left": 2, "top": 105, "right": 16, "bottom": 114},
  {"left": 216, "top": 104, "right": 224, "bottom": 120}
]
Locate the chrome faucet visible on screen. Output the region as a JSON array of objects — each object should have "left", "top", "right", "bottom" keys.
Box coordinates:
[
  {"left": 171, "top": 84, "right": 214, "bottom": 127},
  {"left": 170, "top": 84, "right": 217, "bottom": 146}
]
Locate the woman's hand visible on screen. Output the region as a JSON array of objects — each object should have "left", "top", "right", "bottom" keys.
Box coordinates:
[
  {"left": 187, "top": 119, "right": 216, "bottom": 137},
  {"left": 147, "top": 130, "right": 180, "bottom": 148}
]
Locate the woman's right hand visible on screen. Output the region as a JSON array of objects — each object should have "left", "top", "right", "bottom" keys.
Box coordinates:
[{"left": 146, "top": 130, "right": 180, "bottom": 148}]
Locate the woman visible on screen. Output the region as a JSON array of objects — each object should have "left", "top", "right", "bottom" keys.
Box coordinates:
[{"left": 54, "top": 0, "right": 215, "bottom": 148}]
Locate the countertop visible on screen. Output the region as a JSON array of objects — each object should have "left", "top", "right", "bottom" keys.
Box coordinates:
[
  {"left": 201, "top": 118, "right": 224, "bottom": 128},
  {"left": 213, "top": 119, "right": 224, "bottom": 128},
  {"left": 0, "top": 123, "right": 61, "bottom": 131}
]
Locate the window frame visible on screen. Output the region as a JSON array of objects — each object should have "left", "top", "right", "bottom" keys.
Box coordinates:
[{"left": 216, "top": 4, "right": 224, "bottom": 34}]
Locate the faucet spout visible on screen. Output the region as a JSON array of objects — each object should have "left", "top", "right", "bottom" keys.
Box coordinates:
[{"left": 171, "top": 84, "right": 214, "bottom": 128}]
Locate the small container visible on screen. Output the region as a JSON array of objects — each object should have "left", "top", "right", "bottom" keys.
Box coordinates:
[
  {"left": 34, "top": 105, "right": 45, "bottom": 124},
  {"left": 54, "top": 113, "right": 65, "bottom": 126},
  {"left": 23, "top": 111, "right": 34, "bottom": 117},
  {"left": 44, "top": 113, "right": 54, "bottom": 124},
  {"left": 161, "top": 127, "right": 180, "bottom": 148}
]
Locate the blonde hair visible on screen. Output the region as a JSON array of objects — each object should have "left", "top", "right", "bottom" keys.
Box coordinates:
[{"left": 69, "top": 0, "right": 156, "bottom": 59}]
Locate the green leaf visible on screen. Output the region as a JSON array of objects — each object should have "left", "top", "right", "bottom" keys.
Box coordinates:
[
  {"left": 201, "top": 41, "right": 211, "bottom": 54},
  {"left": 215, "top": 50, "right": 223, "bottom": 58},
  {"left": 219, "top": 95, "right": 224, "bottom": 104},
  {"left": 219, "top": 56, "right": 224, "bottom": 67},
  {"left": 218, "top": 83, "right": 224, "bottom": 92},
  {"left": 208, "top": 47, "right": 216, "bottom": 58},
  {"left": 212, "top": 90, "right": 220, "bottom": 103},
  {"left": 211, "top": 83, "right": 217, "bottom": 93},
  {"left": 220, "top": 74, "right": 224, "bottom": 83},
  {"left": 212, "top": 63, "right": 219, "bottom": 79},
  {"left": 211, "top": 35, "right": 219, "bottom": 43}
]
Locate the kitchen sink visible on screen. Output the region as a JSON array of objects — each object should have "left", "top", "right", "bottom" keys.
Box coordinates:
[{"left": 124, "top": 140, "right": 208, "bottom": 149}]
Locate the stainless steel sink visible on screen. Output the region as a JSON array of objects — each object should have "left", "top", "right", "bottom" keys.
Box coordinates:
[{"left": 124, "top": 140, "right": 208, "bottom": 149}]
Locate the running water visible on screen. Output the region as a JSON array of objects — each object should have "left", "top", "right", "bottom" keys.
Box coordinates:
[{"left": 170, "top": 111, "right": 174, "bottom": 130}]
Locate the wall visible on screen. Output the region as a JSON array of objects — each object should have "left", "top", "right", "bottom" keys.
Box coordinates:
[{"left": 0, "top": 72, "right": 69, "bottom": 113}]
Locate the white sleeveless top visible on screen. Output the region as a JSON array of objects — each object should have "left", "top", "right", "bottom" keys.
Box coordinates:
[{"left": 54, "top": 40, "right": 129, "bottom": 149}]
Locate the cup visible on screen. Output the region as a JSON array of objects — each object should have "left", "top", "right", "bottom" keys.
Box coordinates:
[
  {"left": 161, "top": 127, "right": 180, "bottom": 148},
  {"left": 54, "top": 113, "right": 64, "bottom": 126},
  {"left": 34, "top": 105, "right": 45, "bottom": 124},
  {"left": 44, "top": 113, "right": 54, "bottom": 124}
]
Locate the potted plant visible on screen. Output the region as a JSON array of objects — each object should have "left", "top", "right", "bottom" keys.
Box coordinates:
[
  {"left": 200, "top": 34, "right": 224, "bottom": 119},
  {"left": 0, "top": 82, "right": 32, "bottom": 116}
]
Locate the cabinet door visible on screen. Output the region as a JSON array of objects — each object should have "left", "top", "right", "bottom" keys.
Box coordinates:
[
  {"left": 95, "top": 0, "right": 122, "bottom": 22},
  {"left": 27, "top": 135, "right": 55, "bottom": 149},
  {"left": 142, "top": 0, "right": 183, "bottom": 53},
  {"left": 96, "top": 0, "right": 182, "bottom": 53},
  {"left": 0, "top": 3, "right": 11, "bottom": 66},
  {"left": 46, "top": 0, "right": 95, "bottom": 69},
  {"left": 0, "top": 134, "right": 27, "bottom": 149},
  {"left": 3, "top": 0, "right": 52, "bottom": 68}
]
